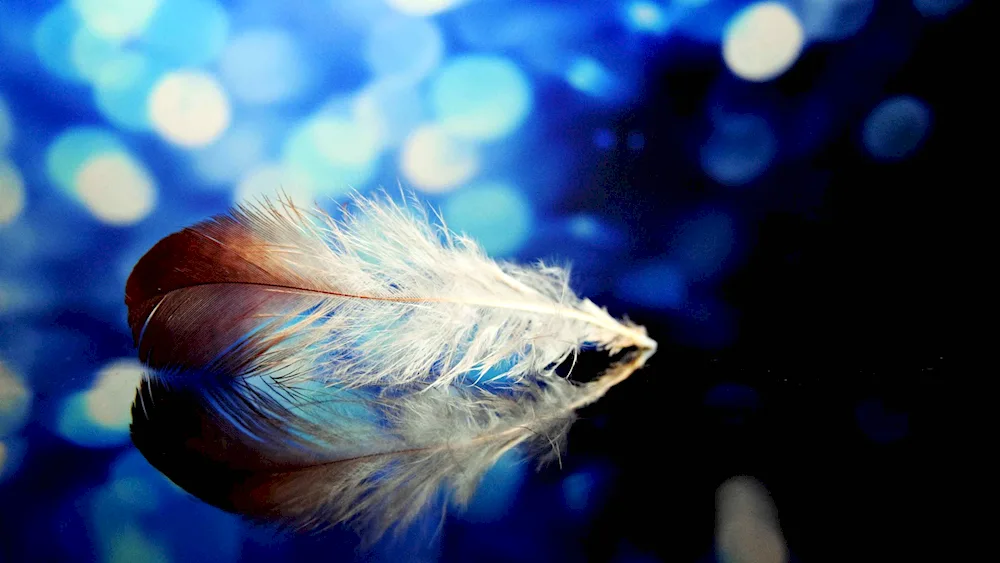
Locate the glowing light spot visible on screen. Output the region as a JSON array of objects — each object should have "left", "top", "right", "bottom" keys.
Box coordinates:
[
  {"left": 34, "top": 4, "right": 86, "bottom": 82},
  {"left": 365, "top": 15, "right": 444, "bottom": 82},
  {"left": 443, "top": 182, "right": 532, "bottom": 256},
  {"left": 71, "top": 0, "right": 161, "bottom": 41},
  {"left": 282, "top": 116, "right": 379, "bottom": 198},
  {"left": 0, "top": 161, "right": 26, "bottom": 226},
  {"left": 798, "top": 0, "right": 874, "bottom": 41},
  {"left": 149, "top": 70, "right": 231, "bottom": 147},
  {"left": 626, "top": 1, "right": 668, "bottom": 34},
  {"left": 142, "top": 0, "right": 229, "bottom": 66},
  {"left": 716, "top": 477, "right": 787, "bottom": 563},
  {"left": 45, "top": 127, "right": 126, "bottom": 193},
  {"left": 400, "top": 125, "right": 480, "bottom": 193},
  {"left": 913, "top": 0, "right": 968, "bottom": 17},
  {"left": 0, "top": 96, "right": 12, "bottom": 151},
  {"left": 430, "top": 55, "right": 533, "bottom": 141},
  {"left": 353, "top": 79, "right": 426, "bottom": 148},
  {"left": 235, "top": 164, "right": 316, "bottom": 206},
  {"left": 862, "top": 95, "right": 931, "bottom": 161},
  {"left": 70, "top": 27, "right": 121, "bottom": 83},
  {"left": 192, "top": 122, "right": 268, "bottom": 185},
  {"left": 386, "top": 0, "right": 466, "bottom": 16},
  {"left": 701, "top": 113, "right": 777, "bottom": 186},
  {"left": 593, "top": 128, "right": 615, "bottom": 149},
  {"left": 93, "top": 51, "right": 165, "bottom": 131},
  {"left": 75, "top": 153, "right": 157, "bottom": 225},
  {"left": 219, "top": 29, "right": 309, "bottom": 105},
  {"left": 723, "top": 2, "right": 804, "bottom": 82},
  {"left": 616, "top": 261, "right": 687, "bottom": 310},
  {"left": 462, "top": 450, "right": 526, "bottom": 522},
  {"left": 671, "top": 209, "right": 736, "bottom": 280},
  {"left": 57, "top": 359, "right": 145, "bottom": 448},
  {"left": 0, "top": 362, "right": 32, "bottom": 437},
  {"left": 563, "top": 471, "right": 596, "bottom": 512},
  {"left": 105, "top": 523, "right": 172, "bottom": 563},
  {"left": 566, "top": 57, "right": 618, "bottom": 98}
]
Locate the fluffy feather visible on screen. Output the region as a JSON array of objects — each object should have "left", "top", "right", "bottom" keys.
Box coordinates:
[{"left": 126, "top": 192, "right": 656, "bottom": 537}]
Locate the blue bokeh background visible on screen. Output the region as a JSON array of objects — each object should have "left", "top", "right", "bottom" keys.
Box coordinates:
[{"left": 0, "top": 0, "right": 973, "bottom": 561}]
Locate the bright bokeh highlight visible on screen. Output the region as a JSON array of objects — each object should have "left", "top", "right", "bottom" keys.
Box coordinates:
[
  {"left": 0, "top": 160, "right": 26, "bottom": 226},
  {"left": 74, "top": 153, "right": 157, "bottom": 225},
  {"left": 626, "top": 1, "right": 669, "bottom": 34},
  {"left": 566, "top": 57, "right": 618, "bottom": 99},
  {"left": 149, "top": 70, "right": 231, "bottom": 147},
  {"left": 442, "top": 182, "right": 532, "bottom": 256},
  {"left": 282, "top": 115, "right": 380, "bottom": 197},
  {"left": 235, "top": 164, "right": 316, "bottom": 206},
  {"left": 219, "top": 29, "right": 310, "bottom": 105},
  {"left": 56, "top": 359, "right": 145, "bottom": 448},
  {"left": 0, "top": 362, "right": 32, "bottom": 437},
  {"left": 616, "top": 261, "right": 687, "bottom": 310},
  {"left": 723, "top": 2, "right": 805, "bottom": 82},
  {"left": 94, "top": 51, "right": 165, "bottom": 131},
  {"left": 701, "top": 113, "right": 777, "bottom": 186},
  {"left": 798, "top": 0, "right": 874, "bottom": 41},
  {"left": 353, "top": 79, "right": 426, "bottom": 148},
  {"left": 142, "top": 0, "right": 229, "bottom": 66},
  {"left": 34, "top": 4, "right": 86, "bottom": 82},
  {"left": 193, "top": 121, "right": 269, "bottom": 185},
  {"left": 45, "top": 127, "right": 126, "bottom": 193},
  {"left": 430, "top": 55, "right": 533, "bottom": 141},
  {"left": 400, "top": 125, "right": 480, "bottom": 193},
  {"left": 365, "top": 15, "right": 444, "bottom": 82},
  {"left": 862, "top": 95, "right": 932, "bottom": 161},
  {"left": 70, "top": 0, "right": 161, "bottom": 41},
  {"left": 386, "top": 0, "right": 465, "bottom": 16}
]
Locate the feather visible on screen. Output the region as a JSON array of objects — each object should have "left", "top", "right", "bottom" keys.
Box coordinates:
[{"left": 126, "top": 192, "right": 657, "bottom": 537}]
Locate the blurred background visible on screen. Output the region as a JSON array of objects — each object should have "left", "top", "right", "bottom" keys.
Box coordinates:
[{"left": 0, "top": 0, "right": 974, "bottom": 561}]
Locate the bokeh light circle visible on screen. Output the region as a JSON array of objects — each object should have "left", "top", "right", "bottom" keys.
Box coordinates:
[
  {"left": 723, "top": 2, "right": 805, "bottom": 82},
  {"left": 235, "top": 164, "right": 316, "bottom": 206},
  {"left": 0, "top": 160, "right": 26, "bottom": 226},
  {"left": 365, "top": 15, "right": 444, "bottom": 82},
  {"left": 56, "top": 359, "right": 145, "bottom": 448},
  {"left": 149, "top": 70, "right": 231, "bottom": 147},
  {"left": 142, "top": 0, "right": 229, "bottom": 66},
  {"left": 282, "top": 116, "right": 380, "bottom": 197},
  {"left": 700, "top": 113, "right": 777, "bottom": 185},
  {"left": 798, "top": 0, "right": 874, "bottom": 41},
  {"left": 862, "top": 95, "right": 932, "bottom": 160},
  {"left": 33, "top": 4, "right": 86, "bottom": 82},
  {"left": 94, "top": 51, "right": 165, "bottom": 131},
  {"left": 45, "top": 127, "right": 126, "bottom": 193},
  {"left": 430, "top": 55, "right": 533, "bottom": 141},
  {"left": 74, "top": 152, "right": 157, "bottom": 225},
  {"left": 219, "top": 29, "right": 310, "bottom": 105},
  {"left": 386, "top": 0, "right": 466, "bottom": 16},
  {"left": 442, "top": 182, "right": 533, "bottom": 256},
  {"left": 70, "top": 0, "right": 161, "bottom": 41},
  {"left": 400, "top": 125, "right": 480, "bottom": 193},
  {"left": 0, "top": 362, "right": 32, "bottom": 437}
]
